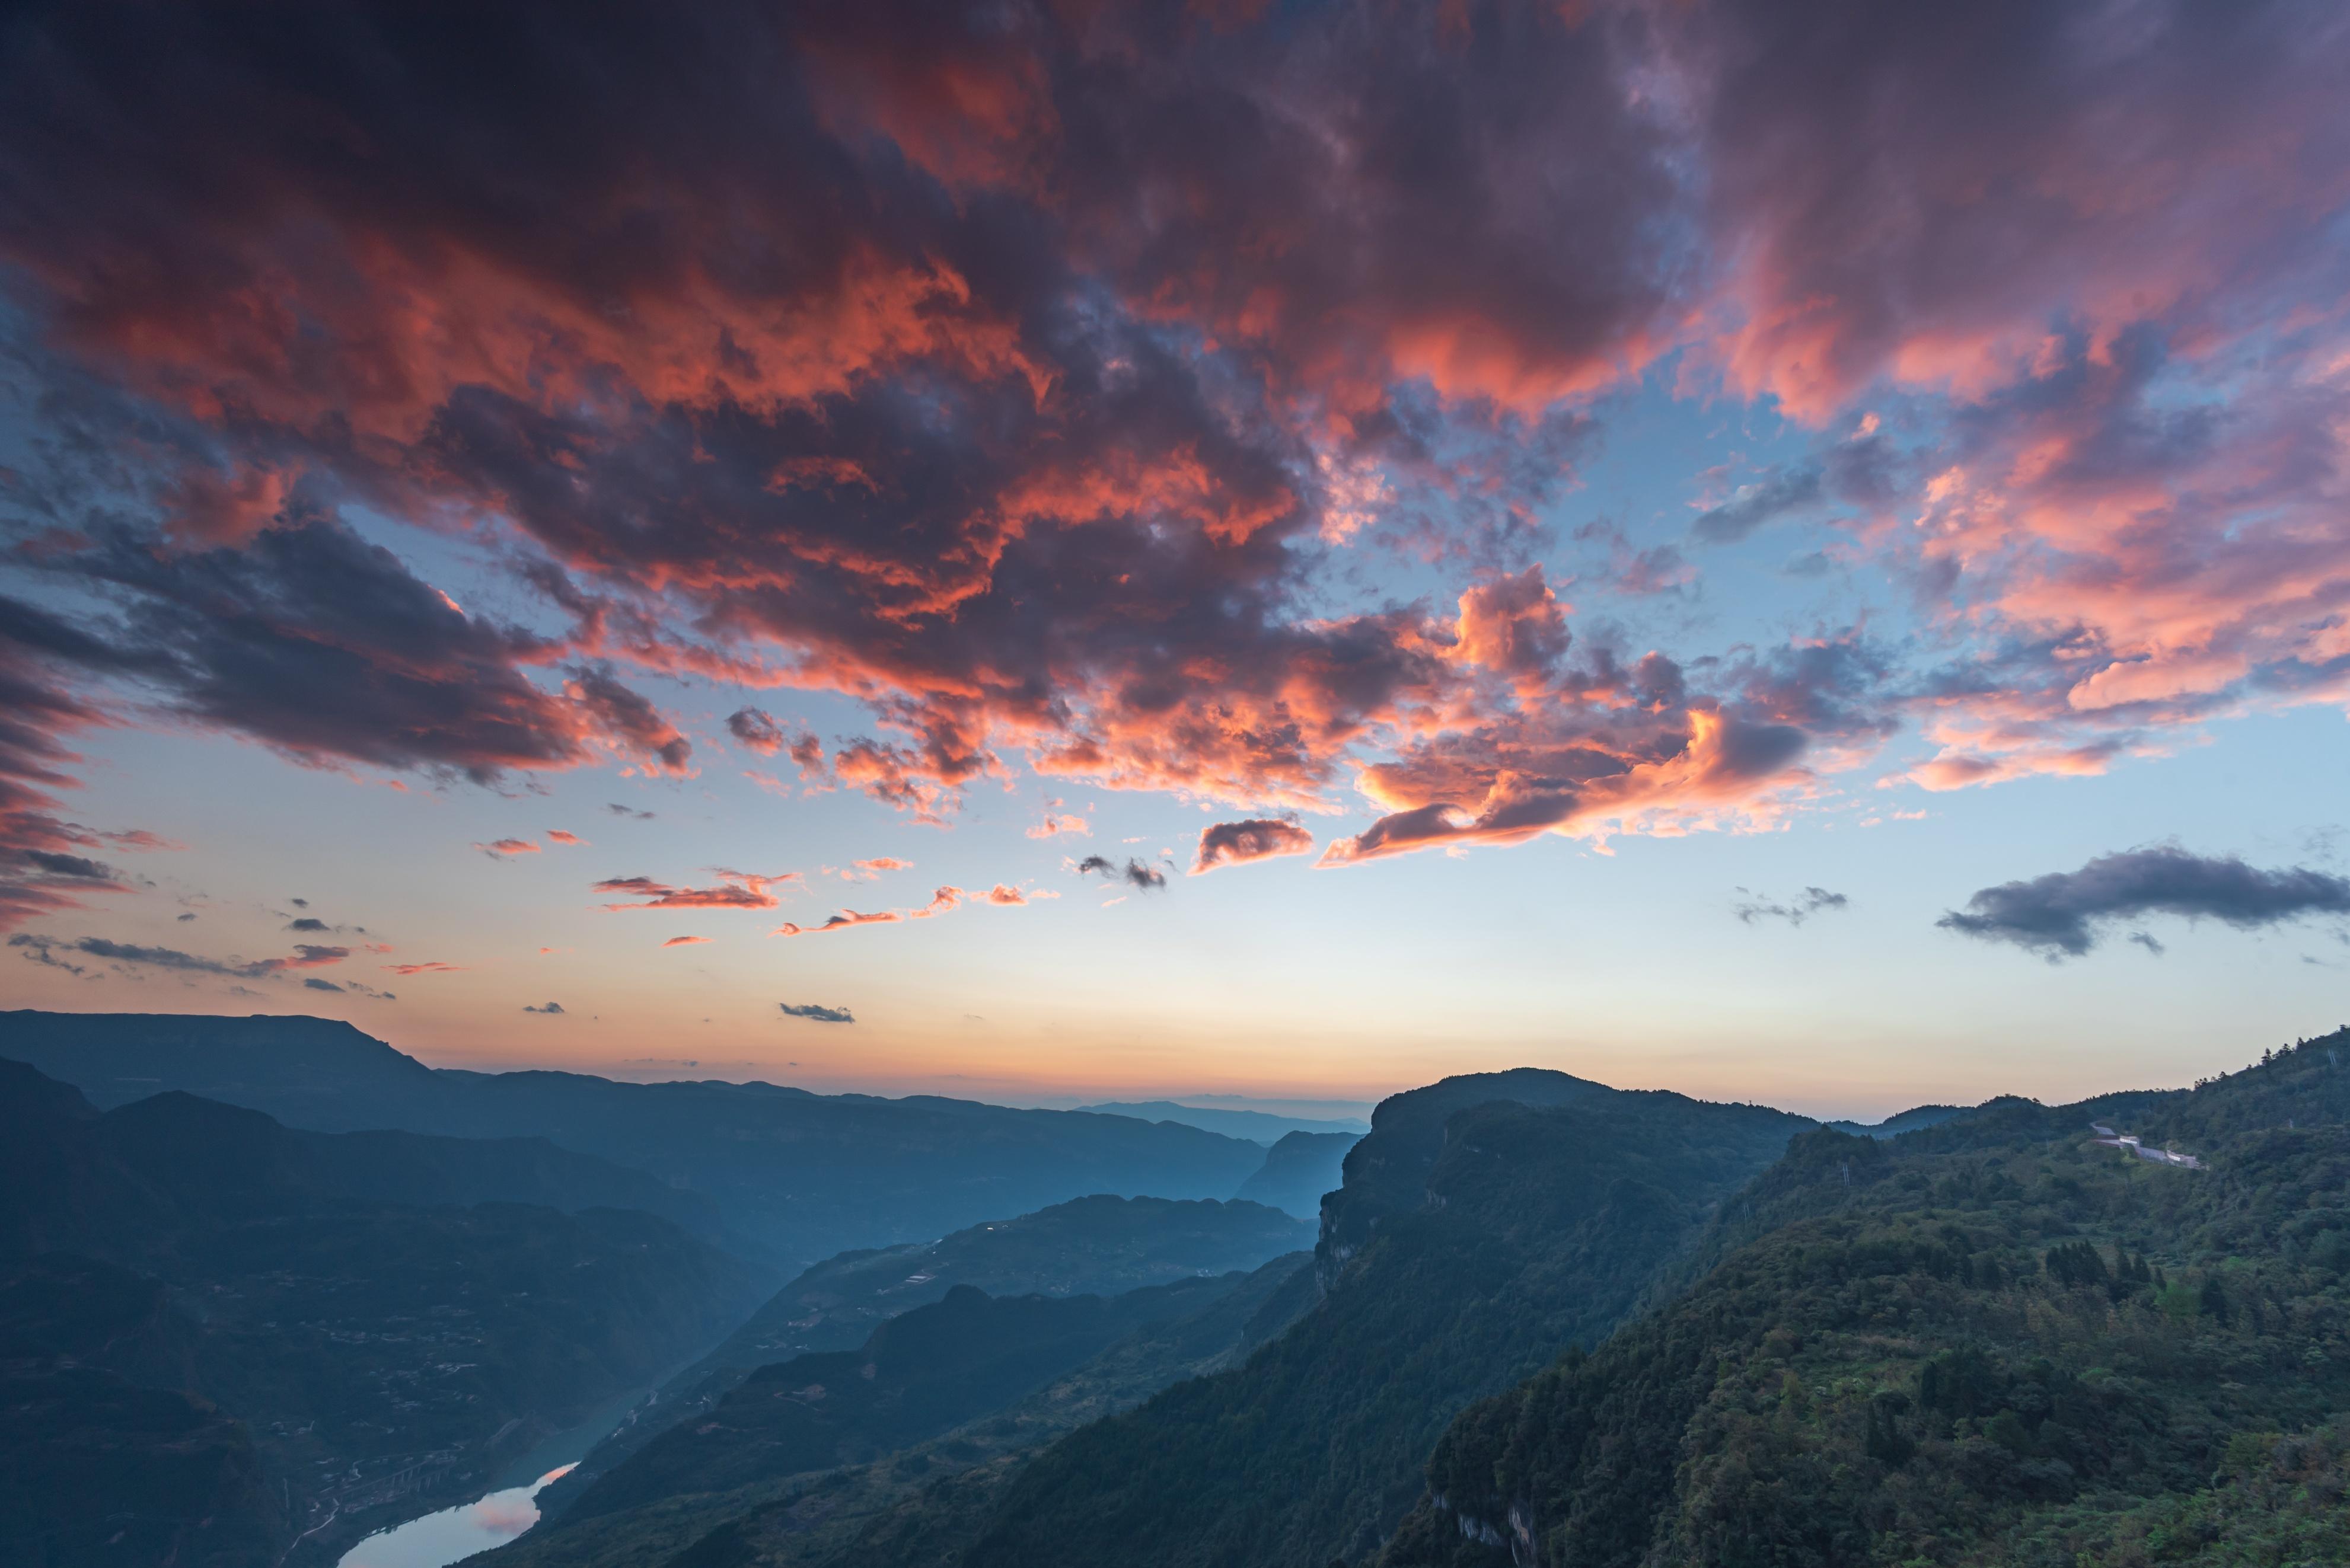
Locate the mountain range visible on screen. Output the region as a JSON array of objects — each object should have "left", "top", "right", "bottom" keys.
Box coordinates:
[
  {"left": 0, "top": 1012, "right": 1282, "bottom": 1270},
  {"left": 13, "top": 1008, "right": 2347, "bottom": 1568},
  {"left": 0, "top": 1056, "right": 764, "bottom": 1567}
]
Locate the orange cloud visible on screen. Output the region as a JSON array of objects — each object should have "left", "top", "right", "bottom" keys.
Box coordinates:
[{"left": 661, "top": 935, "right": 712, "bottom": 947}]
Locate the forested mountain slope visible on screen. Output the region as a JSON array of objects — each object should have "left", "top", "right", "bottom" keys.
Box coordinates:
[
  {"left": 0, "top": 1011, "right": 1267, "bottom": 1267},
  {"left": 484, "top": 1254, "right": 1316, "bottom": 1568},
  {"left": 1380, "top": 1028, "right": 2350, "bottom": 1568},
  {"left": 535, "top": 1194, "right": 1311, "bottom": 1513},
  {"left": 951, "top": 1072, "right": 1812, "bottom": 1567}
]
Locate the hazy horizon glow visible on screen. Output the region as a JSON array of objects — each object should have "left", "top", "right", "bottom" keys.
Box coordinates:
[{"left": 3, "top": 1, "right": 2348, "bottom": 1120}]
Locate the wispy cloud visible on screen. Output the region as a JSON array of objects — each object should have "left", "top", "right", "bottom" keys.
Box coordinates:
[{"left": 1731, "top": 886, "right": 1850, "bottom": 927}]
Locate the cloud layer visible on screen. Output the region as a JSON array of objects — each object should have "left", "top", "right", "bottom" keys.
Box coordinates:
[{"left": 0, "top": 0, "right": 2343, "bottom": 940}]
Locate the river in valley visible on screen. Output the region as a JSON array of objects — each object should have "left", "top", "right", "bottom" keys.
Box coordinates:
[
  {"left": 333, "top": 1463, "right": 575, "bottom": 1568},
  {"left": 334, "top": 1378, "right": 658, "bottom": 1568}
]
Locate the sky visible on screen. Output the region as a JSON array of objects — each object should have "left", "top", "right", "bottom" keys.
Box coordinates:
[{"left": 2, "top": 0, "right": 2348, "bottom": 1122}]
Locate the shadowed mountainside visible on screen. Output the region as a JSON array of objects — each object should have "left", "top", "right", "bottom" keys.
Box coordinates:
[
  {"left": 1234, "top": 1128, "right": 1362, "bottom": 1219},
  {"left": 945, "top": 1071, "right": 1813, "bottom": 1568},
  {"left": 0, "top": 1057, "right": 763, "bottom": 1567},
  {"left": 483, "top": 1254, "right": 1316, "bottom": 1568},
  {"left": 535, "top": 1193, "right": 1313, "bottom": 1513}
]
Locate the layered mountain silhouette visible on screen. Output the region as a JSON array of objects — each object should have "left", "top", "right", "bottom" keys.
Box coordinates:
[
  {"left": 20, "top": 1008, "right": 2350, "bottom": 1568},
  {"left": 0, "top": 1012, "right": 1275, "bottom": 1269}
]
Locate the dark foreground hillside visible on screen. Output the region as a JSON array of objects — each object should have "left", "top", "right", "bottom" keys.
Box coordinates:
[
  {"left": 0, "top": 1058, "right": 763, "bottom": 1567},
  {"left": 485, "top": 1254, "right": 1315, "bottom": 1568},
  {"left": 534, "top": 1193, "right": 1312, "bottom": 1515},
  {"left": 1380, "top": 1029, "right": 2350, "bottom": 1568},
  {"left": 953, "top": 1072, "right": 1812, "bottom": 1568}
]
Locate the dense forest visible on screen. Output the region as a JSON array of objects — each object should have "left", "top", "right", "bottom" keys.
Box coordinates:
[{"left": 1380, "top": 1030, "right": 2350, "bottom": 1567}]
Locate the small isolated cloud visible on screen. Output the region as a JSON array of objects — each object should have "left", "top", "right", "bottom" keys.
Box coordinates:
[
  {"left": 984, "top": 883, "right": 1028, "bottom": 905},
  {"left": 384, "top": 961, "right": 461, "bottom": 975},
  {"left": 727, "top": 706, "right": 786, "bottom": 751},
  {"left": 606, "top": 803, "right": 655, "bottom": 820},
  {"left": 773, "top": 908, "right": 902, "bottom": 936},
  {"left": 1938, "top": 846, "right": 2350, "bottom": 960},
  {"left": 303, "top": 976, "right": 344, "bottom": 992},
  {"left": 478, "top": 838, "right": 540, "bottom": 858},
  {"left": 1731, "top": 886, "right": 1850, "bottom": 927},
  {"left": 780, "top": 1001, "right": 855, "bottom": 1024},
  {"left": 1690, "top": 464, "right": 1823, "bottom": 544},
  {"left": 661, "top": 934, "right": 712, "bottom": 947},
  {"left": 176, "top": 912, "right": 196, "bottom": 922},
  {"left": 1077, "top": 855, "right": 1168, "bottom": 891},
  {"left": 522, "top": 1001, "right": 565, "bottom": 1014},
  {"left": 856, "top": 856, "right": 910, "bottom": 872},
  {"left": 1193, "top": 818, "right": 1315, "bottom": 874},
  {"left": 1028, "top": 801, "right": 1091, "bottom": 839},
  {"left": 546, "top": 829, "right": 583, "bottom": 846},
  {"left": 287, "top": 916, "right": 331, "bottom": 932},
  {"left": 2127, "top": 931, "right": 2167, "bottom": 956},
  {"left": 596, "top": 868, "right": 794, "bottom": 911}
]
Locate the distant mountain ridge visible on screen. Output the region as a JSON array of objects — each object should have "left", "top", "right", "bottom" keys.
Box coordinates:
[
  {"left": 1234, "top": 1128, "right": 1361, "bottom": 1219},
  {"left": 1076, "top": 1099, "right": 1372, "bottom": 1142},
  {"left": 0, "top": 1011, "right": 1271, "bottom": 1269}
]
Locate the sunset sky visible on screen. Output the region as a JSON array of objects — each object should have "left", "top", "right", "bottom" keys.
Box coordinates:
[{"left": 4, "top": 1, "right": 2348, "bottom": 1119}]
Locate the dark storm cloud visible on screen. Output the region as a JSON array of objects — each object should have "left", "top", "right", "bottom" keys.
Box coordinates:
[{"left": 1938, "top": 847, "right": 2350, "bottom": 959}]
